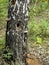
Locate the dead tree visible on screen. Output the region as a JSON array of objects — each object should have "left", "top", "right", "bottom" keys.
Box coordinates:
[{"left": 6, "top": 0, "right": 29, "bottom": 65}]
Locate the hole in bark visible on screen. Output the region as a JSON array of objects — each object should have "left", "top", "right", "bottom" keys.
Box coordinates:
[
  {"left": 16, "top": 23, "right": 20, "bottom": 31},
  {"left": 17, "top": 23, "right": 20, "bottom": 27}
]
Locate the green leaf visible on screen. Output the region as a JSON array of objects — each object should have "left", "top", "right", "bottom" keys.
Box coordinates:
[{"left": 36, "top": 37, "right": 42, "bottom": 44}]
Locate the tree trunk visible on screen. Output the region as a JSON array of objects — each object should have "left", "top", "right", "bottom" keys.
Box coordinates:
[{"left": 6, "top": 0, "right": 29, "bottom": 65}]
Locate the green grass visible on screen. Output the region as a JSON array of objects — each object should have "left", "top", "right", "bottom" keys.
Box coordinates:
[
  {"left": 0, "top": 0, "right": 8, "bottom": 28},
  {"left": 28, "top": 1, "right": 49, "bottom": 45},
  {"left": 0, "top": 0, "right": 8, "bottom": 49}
]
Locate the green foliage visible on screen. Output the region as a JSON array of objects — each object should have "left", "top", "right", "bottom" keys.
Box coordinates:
[
  {"left": 40, "top": 19, "right": 48, "bottom": 30},
  {"left": 3, "top": 53, "right": 12, "bottom": 60},
  {"left": 40, "top": 20, "right": 48, "bottom": 36},
  {"left": 0, "top": 0, "right": 8, "bottom": 50},
  {"left": 29, "top": 1, "right": 49, "bottom": 43},
  {"left": 28, "top": 20, "right": 40, "bottom": 35},
  {"left": 0, "top": 0, "right": 8, "bottom": 28},
  {"left": 36, "top": 36, "right": 42, "bottom": 44},
  {"left": 0, "top": 38, "right": 5, "bottom": 45},
  {"left": 28, "top": 18, "right": 49, "bottom": 43},
  {"left": 30, "top": 0, "right": 48, "bottom": 16},
  {"left": 3, "top": 48, "right": 13, "bottom": 60}
]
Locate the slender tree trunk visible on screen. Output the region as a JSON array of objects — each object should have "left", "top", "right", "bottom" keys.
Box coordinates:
[{"left": 6, "top": 0, "right": 29, "bottom": 65}]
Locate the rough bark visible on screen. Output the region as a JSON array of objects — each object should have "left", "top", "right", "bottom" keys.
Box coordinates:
[{"left": 5, "top": 0, "right": 29, "bottom": 65}]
